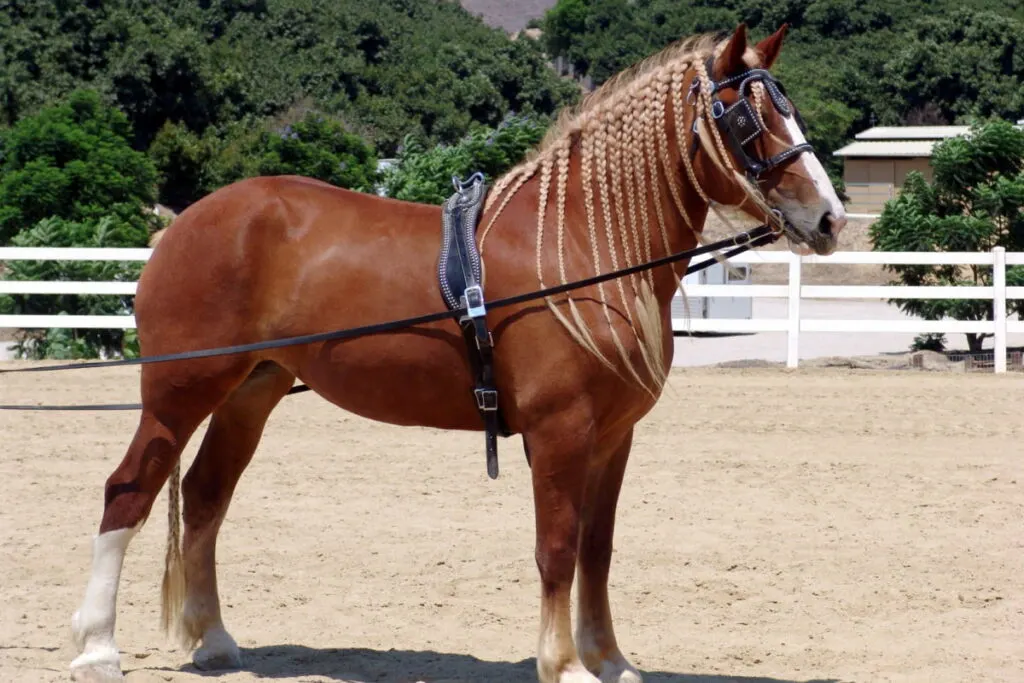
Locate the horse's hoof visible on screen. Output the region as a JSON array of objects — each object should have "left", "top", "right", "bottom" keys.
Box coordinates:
[
  {"left": 598, "top": 661, "right": 643, "bottom": 683},
  {"left": 192, "top": 627, "right": 243, "bottom": 671},
  {"left": 193, "top": 647, "right": 243, "bottom": 671},
  {"left": 69, "top": 648, "right": 124, "bottom": 682},
  {"left": 557, "top": 666, "right": 602, "bottom": 683}
]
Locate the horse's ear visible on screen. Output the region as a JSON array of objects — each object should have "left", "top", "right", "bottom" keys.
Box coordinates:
[
  {"left": 755, "top": 24, "right": 788, "bottom": 69},
  {"left": 716, "top": 23, "right": 748, "bottom": 78}
]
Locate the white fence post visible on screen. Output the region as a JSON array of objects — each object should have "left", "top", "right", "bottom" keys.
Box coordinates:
[
  {"left": 993, "top": 246, "right": 1007, "bottom": 373},
  {"left": 787, "top": 252, "right": 801, "bottom": 368}
]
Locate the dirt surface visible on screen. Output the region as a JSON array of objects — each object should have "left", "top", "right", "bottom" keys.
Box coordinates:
[{"left": 2, "top": 363, "right": 1022, "bottom": 683}]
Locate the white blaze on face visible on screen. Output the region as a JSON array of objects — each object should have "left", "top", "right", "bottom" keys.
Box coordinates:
[{"left": 782, "top": 115, "right": 845, "bottom": 220}]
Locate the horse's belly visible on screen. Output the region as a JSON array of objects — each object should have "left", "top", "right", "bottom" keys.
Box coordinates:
[{"left": 282, "top": 323, "right": 485, "bottom": 431}]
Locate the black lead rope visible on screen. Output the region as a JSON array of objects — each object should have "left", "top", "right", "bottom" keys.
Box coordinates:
[
  {"left": 0, "top": 384, "right": 313, "bottom": 412},
  {"left": 0, "top": 224, "right": 779, "bottom": 410}
]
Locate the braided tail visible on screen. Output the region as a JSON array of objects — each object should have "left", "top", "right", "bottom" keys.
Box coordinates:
[{"left": 160, "top": 458, "right": 187, "bottom": 645}]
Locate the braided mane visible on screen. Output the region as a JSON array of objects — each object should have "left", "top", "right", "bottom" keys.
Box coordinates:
[
  {"left": 480, "top": 32, "right": 776, "bottom": 398},
  {"left": 531, "top": 34, "right": 721, "bottom": 160}
]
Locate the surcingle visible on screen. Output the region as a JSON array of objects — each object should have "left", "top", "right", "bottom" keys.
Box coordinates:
[{"left": 437, "top": 173, "right": 511, "bottom": 479}]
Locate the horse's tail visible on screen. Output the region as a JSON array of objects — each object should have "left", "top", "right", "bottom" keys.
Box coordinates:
[{"left": 160, "top": 458, "right": 187, "bottom": 644}]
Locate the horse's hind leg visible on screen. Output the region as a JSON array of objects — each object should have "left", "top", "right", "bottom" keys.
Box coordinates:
[
  {"left": 70, "top": 359, "right": 254, "bottom": 683},
  {"left": 575, "top": 429, "right": 641, "bottom": 683},
  {"left": 171, "top": 362, "right": 295, "bottom": 671}
]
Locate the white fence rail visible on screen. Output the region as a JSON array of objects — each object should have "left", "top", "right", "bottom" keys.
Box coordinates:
[{"left": 1, "top": 246, "right": 1021, "bottom": 372}]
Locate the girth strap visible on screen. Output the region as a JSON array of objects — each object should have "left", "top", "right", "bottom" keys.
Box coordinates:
[{"left": 438, "top": 172, "right": 511, "bottom": 479}]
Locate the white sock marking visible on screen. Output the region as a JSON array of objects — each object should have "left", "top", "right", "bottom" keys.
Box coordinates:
[{"left": 71, "top": 526, "right": 138, "bottom": 671}]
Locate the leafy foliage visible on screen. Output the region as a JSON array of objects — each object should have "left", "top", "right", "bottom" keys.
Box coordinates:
[
  {"left": 0, "top": 90, "right": 157, "bottom": 243},
  {"left": 539, "top": 0, "right": 1024, "bottom": 178},
  {"left": 383, "top": 114, "right": 548, "bottom": 205},
  {"left": 149, "top": 109, "right": 379, "bottom": 210},
  {"left": 0, "top": 90, "right": 161, "bottom": 358},
  {"left": 870, "top": 121, "right": 1024, "bottom": 352},
  {"left": 254, "top": 113, "right": 379, "bottom": 192},
  {"left": 1, "top": 0, "right": 579, "bottom": 211}
]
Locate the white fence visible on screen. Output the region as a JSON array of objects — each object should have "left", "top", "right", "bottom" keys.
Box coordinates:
[{"left": 1, "top": 246, "right": 1021, "bottom": 372}]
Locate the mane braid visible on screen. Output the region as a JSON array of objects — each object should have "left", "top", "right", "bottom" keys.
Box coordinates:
[
  {"left": 595, "top": 108, "right": 665, "bottom": 394},
  {"left": 480, "top": 32, "right": 780, "bottom": 395},
  {"left": 607, "top": 108, "right": 640, "bottom": 297},
  {"left": 593, "top": 115, "right": 633, "bottom": 324},
  {"left": 620, "top": 102, "right": 653, "bottom": 293},
  {"left": 530, "top": 34, "right": 720, "bottom": 159}
]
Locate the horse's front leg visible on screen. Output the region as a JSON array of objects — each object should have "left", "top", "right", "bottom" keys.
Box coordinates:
[
  {"left": 527, "top": 404, "right": 602, "bottom": 683},
  {"left": 576, "top": 429, "right": 642, "bottom": 683}
]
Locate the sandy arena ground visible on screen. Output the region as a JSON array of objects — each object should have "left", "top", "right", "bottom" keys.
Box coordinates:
[{"left": 1, "top": 363, "right": 1022, "bottom": 683}]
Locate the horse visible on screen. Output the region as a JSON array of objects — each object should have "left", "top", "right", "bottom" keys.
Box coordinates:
[{"left": 68, "top": 23, "right": 845, "bottom": 683}]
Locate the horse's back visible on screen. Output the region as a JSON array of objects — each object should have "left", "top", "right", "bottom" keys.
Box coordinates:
[{"left": 134, "top": 175, "right": 446, "bottom": 351}]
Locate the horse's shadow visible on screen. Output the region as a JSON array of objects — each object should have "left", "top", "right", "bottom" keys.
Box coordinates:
[{"left": 171, "top": 644, "right": 845, "bottom": 683}]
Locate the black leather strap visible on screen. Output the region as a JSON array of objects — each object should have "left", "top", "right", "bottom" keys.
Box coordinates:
[
  {"left": 691, "top": 56, "right": 813, "bottom": 182},
  {"left": 439, "top": 173, "right": 511, "bottom": 479}
]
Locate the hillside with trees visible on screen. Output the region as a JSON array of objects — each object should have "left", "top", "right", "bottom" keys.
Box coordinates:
[
  {"left": 1, "top": 0, "right": 579, "bottom": 212},
  {"left": 540, "top": 0, "right": 1024, "bottom": 180}
]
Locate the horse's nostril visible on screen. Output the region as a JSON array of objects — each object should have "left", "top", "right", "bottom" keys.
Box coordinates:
[{"left": 818, "top": 213, "right": 834, "bottom": 236}]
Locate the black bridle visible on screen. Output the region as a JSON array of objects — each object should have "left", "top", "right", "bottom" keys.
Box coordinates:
[{"left": 689, "top": 56, "right": 813, "bottom": 182}]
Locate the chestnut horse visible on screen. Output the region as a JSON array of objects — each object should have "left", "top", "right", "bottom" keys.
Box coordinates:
[{"left": 69, "top": 24, "right": 845, "bottom": 683}]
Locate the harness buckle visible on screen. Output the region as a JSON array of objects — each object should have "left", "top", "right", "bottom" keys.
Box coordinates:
[
  {"left": 474, "top": 330, "right": 494, "bottom": 350},
  {"left": 769, "top": 209, "right": 788, "bottom": 237},
  {"left": 687, "top": 77, "right": 700, "bottom": 104},
  {"left": 463, "top": 285, "right": 486, "bottom": 319},
  {"left": 452, "top": 171, "right": 485, "bottom": 194},
  {"left": 475, "top": 388, "right": 499, "bottom": 412}
]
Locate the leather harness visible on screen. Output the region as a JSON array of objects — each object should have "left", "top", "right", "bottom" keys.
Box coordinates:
[
  {"left": 437, "top": 172, "right": 511, "bottom": 479},
  {"left": 688, "top": 56, "right": 813, "bottom": 182}
]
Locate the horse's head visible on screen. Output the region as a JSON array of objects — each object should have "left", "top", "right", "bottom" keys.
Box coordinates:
[{"left": 689, "top": 24, "right": 846, "bottom": 256}]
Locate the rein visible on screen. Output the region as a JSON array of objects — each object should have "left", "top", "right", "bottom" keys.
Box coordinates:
[{"left": 0, "top": 223, "right": 780, "bottom": 410}]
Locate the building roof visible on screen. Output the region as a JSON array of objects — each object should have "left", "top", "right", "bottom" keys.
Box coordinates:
[
  {"left": 833, "top": 140, "right": 939, "bottom": 158},
  {"left": 836, "top": 122, "right": 1024, "bottom": 160},
  {"left": 854, "top": 126, "right": 970, "bottom": 141}
]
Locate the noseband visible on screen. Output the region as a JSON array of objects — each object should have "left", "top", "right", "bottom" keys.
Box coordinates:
[{"left": 688, "top": 57, "right": 813, "bottom": 182}]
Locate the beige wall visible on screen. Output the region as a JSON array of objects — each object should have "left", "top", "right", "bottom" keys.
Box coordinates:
[
  {"left": 842, "top": 156, "right": 933, "bottom": 213},
  {"left": 894, "top": 158, "right": 933, "bottom": 183}
]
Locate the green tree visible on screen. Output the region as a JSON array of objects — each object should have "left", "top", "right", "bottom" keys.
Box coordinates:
[
  {"left": 870, "top": 120, "right": 1024, "bottom": 353},
  {"left": 149, "top": 109, "right": 380, "bottom": 211},
  {"left": 0, "top": 89, "right": 161, "bottom": 359},
  {"left": 383, "top": 114, "right": 548, "bottom": 205},
  {"left": 879, "top": 10, "right": 1024, "bottom": 127},
  {"left": 146, "top": 120, "right": 219, "bottom": 212},
  {"left": 0, "top": 89, "right": 158, "bottom": 244},
  {"left": 0, "top": 0, "right": 579, "bottom": 182},
  {"left": 254, "top": 111, "right": 379, "bottom": 192}
]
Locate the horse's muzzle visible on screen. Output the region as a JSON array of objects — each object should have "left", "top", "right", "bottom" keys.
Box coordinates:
[{"left": 783, "top": 210, "right": 845, "bottom": 256}]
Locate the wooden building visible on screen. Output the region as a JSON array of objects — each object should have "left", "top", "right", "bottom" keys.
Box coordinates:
[{"left": 833, "top": 126, "right": 970, "bottom": 214}]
